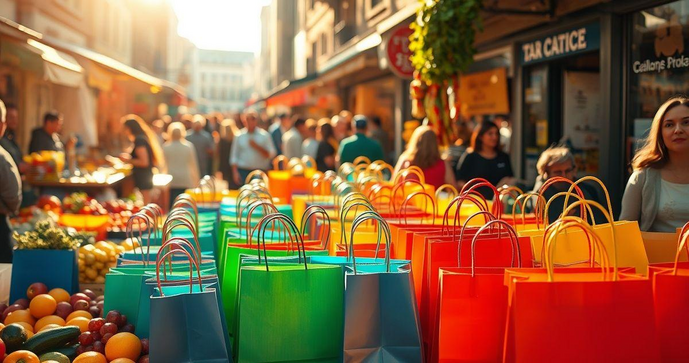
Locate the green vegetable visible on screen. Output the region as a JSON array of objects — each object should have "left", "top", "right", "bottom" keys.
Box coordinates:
[
  {"left": 39, "top": 351, "right": 70, "bottom": 363},
  {"left": 2, "top": 323, "right": 28, "bottom": 353},
  {"left": 45, "top": 344, "right": 78, "bottom": 360},
  {"left": 12, "top": 219, "right": 80, "bottom": 250},
  {"left": 22, "top": 326, "right": 80, "bottom": 355}
]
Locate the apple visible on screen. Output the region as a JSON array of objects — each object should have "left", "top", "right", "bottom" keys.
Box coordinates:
[
  {"left": 13, "top": 298, "right": 29, "bottom": 309},
  {"left": 26, "top": 283, "right": 48, "bottom": 300},
  {"left": 140, "top": 338, "right": 149, "bottom": 355},
  {"left": 88, "top": 318, "right": 105, "bottom": 333},
  {"left": 73, "top": 300, "right": 89, "bottom": 311},
  {"left": 3, "top": 304, "right": 23, "bottom": 321},
  {"left": 100, "top": 322, "right": 117, "bottom": 336},
  {"left": 70, "top": 293, "right": 91, "bottom": 306},
  {"left": 82, "top": 289, "right": 97, "bottom": 300},
  {"left": 88, "top": 306, "right": 100, "bottom": 318},
  {"left": 55, "top": 302, "right": 73, "bottom": 320}
]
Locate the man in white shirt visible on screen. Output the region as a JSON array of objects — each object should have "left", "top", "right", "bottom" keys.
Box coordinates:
[
  {"left": 282, "top": 116, "right": 306, "bottom": 160},
  {"left": 231, "top": 111, "right": 277, "bottom": 186}
]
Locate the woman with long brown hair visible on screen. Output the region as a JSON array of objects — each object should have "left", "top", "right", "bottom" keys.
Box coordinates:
[
  {"left": 119, "top": 114, "right": 165, "bottom": 204},
  {"left": 455, "top": 120, "right": 514, "bottom": 198},
  {"left": 621, "top": 96, "right": 689, "bottom": 231},
  {"left": 393, "top": 125, "right": 455, "bottom": 189}
]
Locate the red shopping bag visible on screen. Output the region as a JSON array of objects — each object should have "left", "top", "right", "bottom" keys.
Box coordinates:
[
  {"left": 434, "top": 220, "right": 526, "bottom": 362},
  {"left": 503, "top": 215, "right": 660, "bottom": 363},
  {"left": 648, "top": 224, "right": 689, "bottom": 362}
]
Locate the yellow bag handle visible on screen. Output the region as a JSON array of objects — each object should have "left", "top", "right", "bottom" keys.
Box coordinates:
[
  {"left": 435, "top": 184, "right": 458, "bottom": 201},
  {"left": 544, "top": 217, "right": 611, "bottom": 282},
  {"left": 543, "top": 191, "right": 596, "bottom": 225},
  {"left": 301, "top": 155, "right": 317, "bottom": 170},
  {"left": 673, "top": 222, "right": 689, "bottom": 275},
  {"left": 245, "top": 170, "right": 269, "bottom": 187},
  {"left": 564, "top": 176, "right": 614, "bottom": 219},
  {"left": 368, "top": 162, "right": 394, "bottom": 182},
  {"left": 353, "top": 156, "right": 371, "bottom": 166},
  {"left": 512, "top": 192, "right": 547, "bottom": 230},
  {"left": 272, "top": 155, "right": 289, "bottom": 171}
]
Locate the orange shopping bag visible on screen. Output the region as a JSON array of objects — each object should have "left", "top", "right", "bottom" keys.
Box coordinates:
[
  {"left": 503, "top": 208, "right": 660, "bottom": 363},
  {"left": 435, "top": 220, "right": 526, "bottom": 362}
]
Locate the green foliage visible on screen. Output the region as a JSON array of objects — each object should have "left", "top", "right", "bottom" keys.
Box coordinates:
[
  {"left": 410, "top": 0, "right": 483, "bottom": 84},
  {"left": 13, "top": 219, "right": 81, "bottom": 250}
]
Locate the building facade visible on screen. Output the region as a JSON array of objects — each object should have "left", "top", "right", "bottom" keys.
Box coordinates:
[{"left": 191, "top": 49, "right": 254, "bottom": 113}]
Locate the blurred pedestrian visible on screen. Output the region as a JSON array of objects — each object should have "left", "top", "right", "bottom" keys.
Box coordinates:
[
  {"left": 151, "top": 119, "right": 167, "bottom": 147},
  {"left": 231, "top": 111, "right": 276, "bottom": 185},
  {"left": 621, "top": 96, "right": 689, "bottom": 232},
  {"left": 282, "top": 116, "right": 306, "bottom": 160},
  {"left": 332, "top": 114, "right": 350, "bottom": 142},
  {"left": 367, "top": 116, "right": 391, "bottom": 162},
  {"left": 119, "top": 115, "right": 165, "bottom": 204},
  {"left": 393, "top": 126, "right": 455, "bottom": 189},
  {"left": 0, "top": 99, "right": 21, "bottom": 262},
  {"left": 186, "top": 115, "right": 215, "bottom": 177},
  {"left": 302, "top": 118, "right": 318, "bottom": 159},
  {"left": 163, "top": 122, "right": 200, "bottom": 210},
  {"left": 0, "top": 103, "right": 25, "bottom": 172},
  {"left": 29, "top": 111, "right": 73, "bottom": 153},
  {"left": 181, "top": 114, "right": 193, "bottom": 130},
  {"left": 218, "top": 118, "right": 239, "bottom": 188},
  {"left": 448, "top": 118, "right": 472, "bottom": 174},
  {"left": 456, "top": 120, "right": 515, "bottom": 198},
  {"left": 337, "top": 115, "right": 384, "bottom": 166},
  {"left": 316, "top": 118, "right": 337, "bottom": 172},
  {"left": 269, "top": 113, "right": 291, "bottom": 155}
]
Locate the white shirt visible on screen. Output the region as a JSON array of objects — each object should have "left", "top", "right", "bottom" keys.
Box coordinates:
[
  {"left": 230, "top": 128, "right": 276, "bottom": 170},
  {"left": 162, "top": 140, "right": 200, "bottom": 189},
  {"left": 302, "top": 138, "right": 318, "bottom": 159},
  {"left": 282, "top": 128, "right": 303, "bottom": 160},
  {"left": 651, "top": 179, "right": 689, "bottom": 232}
]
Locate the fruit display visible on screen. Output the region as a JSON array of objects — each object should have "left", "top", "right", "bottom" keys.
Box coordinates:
[
  {"left": 61, "top": 193, "right": 141, "bottom": 232},
  {"left": 12, "top": 220, "right": 80, "bottom": 250},
  {"left": 79, "top": 241, "right": 138, "bottom": 284},
  {"left": 23, "top": 151, "right": 65, "bottom": 181},
  {"left": 72, "top": 310, "right": 147, "bottom": 362},
  {"left": 9, "top": 208, "right": 59, "bottom": 236}
]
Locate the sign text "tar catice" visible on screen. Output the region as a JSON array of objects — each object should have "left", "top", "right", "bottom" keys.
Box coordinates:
[{"left": 522, "top": 28, "right": 588, "bottom": 63}]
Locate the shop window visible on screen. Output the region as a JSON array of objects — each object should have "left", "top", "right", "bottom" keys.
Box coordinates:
[
  {"left": 319, "top": 33, "right": 328, "bottom": 56},
  {"left": 628, "top": 0, "right": 689, "bottom": 164},
  {"left": 365, "top": 0, "right": 388, "bottom": 21}
]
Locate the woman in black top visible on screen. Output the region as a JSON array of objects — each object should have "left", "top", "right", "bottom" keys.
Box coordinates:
[
  {"left": 315, "top": 119, "right": 338, "bottom": 172},
  {"left": 120, "top": 115, "right": 164, "bottom": 204},
  {"left": 456, "top": 120, "right": 514, "bottom": 199}
]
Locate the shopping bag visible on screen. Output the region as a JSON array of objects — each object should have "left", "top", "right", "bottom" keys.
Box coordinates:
[
  {"left": 435, "top": 220, "right": 523, "bottom": 362},
  {"left": 503, "top": 213, "right": 660, "bottom": 362},
  {"left": 341, "top": 211, "right": 422, "bottom": 362},
  {"left": 642, "top": 230, "right": 688, "bottom": 264},
  {"left": 648, "top": 226, "right": 689, "bottom": 362},
  {"left": 10, "top": 249, "right": 79, "bottom": 302},
  {"left": 149, "top": 248, "right": 231, "bottom": 363},
  {"left": 235, "top": 213, "right": 343, "bottom": 362}
]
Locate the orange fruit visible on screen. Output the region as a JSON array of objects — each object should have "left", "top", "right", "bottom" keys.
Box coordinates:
[
  {"left": 66, "top": 310, "right": 93, "bottom": 321},
  {"left": 5, "top": 309, "right": 36, "bottom": 326},
  {"left": 29, "top": 294, "right": 57, "bottom": 318},
  {"left": 4, "top": 350, "right": 40, "bottom": 363},
  {"left": 73, "top": 352, "right": 108, "bottom": 363},
  {"left": 34, "top": 315, "right": 65, "bottom": 331},
  {"left": 14, "top": 321, "right": 34, "bottom": 333},
  {"left": 38, "top": 323, "right": 62, "bottom": 332},
  {"left": 110, "top": 359, "right": 136, "bottom": 363},
  {"left": 66, "top": 317, "right": 90, "bottom": 332},
  {"left": 104, "top": 332, "right": 141, "bottom": 361},
  {"left": 48, "top": 288, "right": 70, "bottom": 303}
]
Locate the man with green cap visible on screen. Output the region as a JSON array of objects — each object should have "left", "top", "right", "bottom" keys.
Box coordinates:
[{"left": 337, "top": 115, "right": 384, "bottom": 167}]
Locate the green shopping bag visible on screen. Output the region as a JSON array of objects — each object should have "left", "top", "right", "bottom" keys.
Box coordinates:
[{"left": 235, "top": 213, "right": 343, "bottom": 362}]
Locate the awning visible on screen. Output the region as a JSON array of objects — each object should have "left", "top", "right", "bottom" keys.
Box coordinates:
[
  {"left": 0, "top": 38, "right": 83, "bottom": 87},
  {"left": 317, "top": 32, "right": 382, "bottom": 75},
  {"left": 264, "top": 73, "right": 319, "bottom": 107}
]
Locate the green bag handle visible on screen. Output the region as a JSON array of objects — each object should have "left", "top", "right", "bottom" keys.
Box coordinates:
[
  {"left": 256, "top": 213, "right": 306, "bottom": 271},
  {"left": 441, "top": 192, "right": 489, "bottom": 239},
  {"left": 400, "top": 191, "right": 436, "bottom": 225},
  {"left": 301, "top": 205, "right": 331, "bottom": 250},
  {"left": 349, "top": 211, "right": 391, "bottom": 274},
  {"left": 457, "top": 211, "right": 498, "bottom": 267},
  {"left": 156, "top": 248, "right": 202, "bottom": 295},
  {"left": 469, "top": 219, "right": 521, "bottom": 277}
]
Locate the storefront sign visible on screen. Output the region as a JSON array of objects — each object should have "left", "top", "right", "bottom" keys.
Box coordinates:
[
  {"left": 632, "top": 15, "right": 689, "bottom": 74},
  {"left": 459, "top": 68, "right": 509, "bottom": 116},
  {"left": 386, "top": 26, "right": 414, "bottom": 79},
  {"left": 520, "top": 23, "right": 600, "bottom": 65}
]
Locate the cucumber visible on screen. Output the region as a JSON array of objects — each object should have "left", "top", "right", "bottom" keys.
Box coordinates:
[{"left": 22, "top": 326, "right": 80, "bottom": 355}]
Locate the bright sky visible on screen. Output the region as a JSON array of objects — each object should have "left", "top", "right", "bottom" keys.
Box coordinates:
[{"left": 170, "top": 0, "right": 271, "bottom": 53}]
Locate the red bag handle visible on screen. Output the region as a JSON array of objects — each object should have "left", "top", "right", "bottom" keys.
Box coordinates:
[
  {"left": 390, "top": 179, "right": 426, "bottom": 213},
  {"left": 400, "top": 191, "right": 436, "bottom": 225},
  {"left": 469, "top": 219, "right": 521, "bottom": 276},
  {"left": 155, "top": 248, "right": 201, "bottom": 296},
  {"left": 301, "top": 205, "right": 331, "bottom": 250},
  {"left": 441, "top": 192, "right": 489, "bottom": 238},
  {"left": 156, "top": 237, "right": 199, "bottom": 280},
  {"left": 161, "top": 218, "right": 202, "bottom": 265},
  {"left": 461, "top": 180, "right": 502, "bottom": 218}
]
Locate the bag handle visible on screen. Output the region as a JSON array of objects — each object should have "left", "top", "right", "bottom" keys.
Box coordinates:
[
  {"left": 543, "top": 191, "right": 596, "bottom": 226},
  {"left": 441, "top": 192, "right": 489, "bottom": 238},
  {"left": 541, "top": 217, "right": 597, "bottom": 269},
  {"left": 198, "top": 177, "right": 216, "bottom": 206},
  {"left": 236, "top": 190, "right": 270, "bottom": 228},
  {"left": 245, "top": 200, "right": 281, "bottom": 246},
  {"left": 368, "top": 161, "right": 394, "bottom": 182},
  {"left": 126, "top": 213, "right": 154, "bottom": 266},
  {"left": 366, "top": 184, "right": 392, "bottom": 200},
  {"left": 469, "top": 219, "right": 521, "bottom": 276},
  {"left": 435, "top": 184, "right": 458, "bottom": 201},
  {"left": 538, "top": 176, "right": 586, "bottom": 204},
  {"left": 167, "top": 208, "right": 199, "bottom": 238},
  {"left": 272, "top": 155, "right": 289, "bottom": 170},
  {"left": 461, "top": 180, "right": 502, "bottom": 218},
  {"left": 390, "top": 179, "right": 427, "bottom": 213},
  {"left": 400, "top": 191, "right": 436, "bottom": 225},
  {"left": 338, "top": 192, "right": 369, "bottom": 217},
  {"left": 156, "top": 237, "right": 201, "bottom": 280},
  {"left": 301, "top": 205, "right": 331, "bottom": 250},
  {"left": 459, "top": 177, "right": 491, "bottom": 194},
  {"left": 155, "top": 248, "right": 202, "bottom": 296},
  {"left": 245, "top": 170, "right": 270, "bottom": 187},
  {"left": 338, "top": 162, "right": 356, "bottom": 180},
  {"left": 511, "top": 193, "right": 547, "bottom": 230},
  {"left": 162, "top": 217, "right": 202, "bottom": 264},
  {"left": 301, "top": 155, "right": 317, "bottom": 170},
  {"left": 564, "top": 176, "right": 613, "bottom": 221},
  {"left": 673, "top": 222, "right": 689, "bottom": 275},
  {"left": 458, "top": 211, "right": 498, "bottom": 266},
  {"left": 544, "top": 217, "right": 611, "bottom": 282},
  {"left": 349, "top": 211, "right": 391, "bottom": 274},
  {"left": 340, "top": 200, "right": 376, "bottom": 255},
  {"left": 353, "top": 156, "right": 371, "bottom": 166},
  {"left": 562, "top": 199, "right": 617, "bottom": 279},
  {"left": 256, "top": 213, "right": 307, "bottom": 271},
  {"left": 392, "top": 166, "right": 426, "bottom": 186}
]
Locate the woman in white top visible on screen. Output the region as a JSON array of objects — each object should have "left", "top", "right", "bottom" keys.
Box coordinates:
[
  {"left": 162, "top": 122, "right": 200, "bottom": 209},
  {"left": 620, "top": 96, "right": 689, "bottom": 232}
]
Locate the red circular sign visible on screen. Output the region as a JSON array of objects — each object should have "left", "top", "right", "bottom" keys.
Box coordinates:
[{"left": 387, "top": 26, "right": 414, "bottom": 79}]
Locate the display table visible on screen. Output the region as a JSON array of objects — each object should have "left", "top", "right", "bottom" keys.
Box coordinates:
[{"left": 28, "top": 172, "right": 131, "bottom": 196}]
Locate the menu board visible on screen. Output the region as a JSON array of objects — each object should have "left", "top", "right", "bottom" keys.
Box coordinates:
[{"left": 563, "top": 71, "right": 601, "bottom": 176}]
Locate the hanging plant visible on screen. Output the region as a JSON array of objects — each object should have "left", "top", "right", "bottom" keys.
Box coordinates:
[{"left": 409, "top": 0, "right": 483, "bottom": 146}]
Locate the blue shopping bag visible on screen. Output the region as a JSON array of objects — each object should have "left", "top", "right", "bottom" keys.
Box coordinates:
[{"left": 10, "top": 249, "right": 79, "bottom": 302}]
